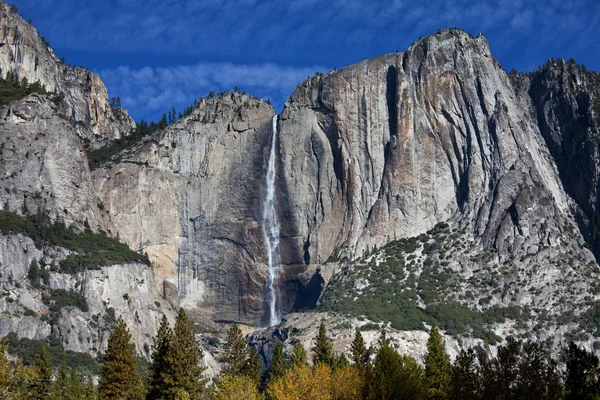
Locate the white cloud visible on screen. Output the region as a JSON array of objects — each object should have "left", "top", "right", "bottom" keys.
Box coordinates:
[{"left": 99, "top": 62, "right": 329, "bottom": 120}]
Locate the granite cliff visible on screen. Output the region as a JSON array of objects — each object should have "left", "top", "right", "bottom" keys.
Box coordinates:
[{"left": 0, "top": 0, "right": 600, "bottom": 365}]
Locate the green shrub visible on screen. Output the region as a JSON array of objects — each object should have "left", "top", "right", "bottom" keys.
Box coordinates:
[
  {"left": 0, "top": 210, "right": 149, "bottom": 274},
  {"left": 49, "top": 289, "right": 88, "bottom": 313},
  {"left": 3, "top": 332, "right": 99, "bottom": 375},
  {"left": 0, "top": 73, "right": 53, "bottom": 106}
]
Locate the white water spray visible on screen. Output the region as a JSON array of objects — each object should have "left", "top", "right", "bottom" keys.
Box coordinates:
[{"left": 263, "top": 115, "right": 281, "bottom": 327}]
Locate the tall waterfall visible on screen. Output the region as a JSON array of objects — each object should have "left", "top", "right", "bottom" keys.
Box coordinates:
[{"left": 262, "top": 115, "right": 281, "bottom": 327}]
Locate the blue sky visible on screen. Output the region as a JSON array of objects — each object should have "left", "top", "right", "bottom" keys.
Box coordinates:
[{"left": 11, "top": 0, "right": 600, "bottom": 122}]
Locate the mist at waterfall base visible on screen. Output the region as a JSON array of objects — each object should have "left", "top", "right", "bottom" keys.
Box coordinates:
[{"left": 262, "top": 115, "right": 281, "bottom": 327}]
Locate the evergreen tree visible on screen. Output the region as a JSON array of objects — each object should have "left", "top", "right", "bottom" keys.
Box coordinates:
[
  {"left": 450, "top": 348, "right": 481, "bottom": 400},
  {"left": 424, "top": 325, "right": 451, "bottom": 400},
  {"left": 53, "top": 361, "right": 69, "bottom": 399},
  {"left": 245, "top": 348, "right": 262, "bottom": 385},
  {"left": 170, "top": 308, "right": 207, "bottom": 399},
  {"left": 480, "top": 338, "right": 521, "bottom": 400},
  {"left": 28, "top": 258, "right": 40, "bottom": 288},
  {"left": 29, "top": 344, "right": 53, "bottom": 400},
  {"left": 67, "top": 367, "right": 84, "bottom": 400},
  {"left": 378, "top": 327, "right": 390, "bottom": 348},
  {"left": 98, "top": 316, "right": 145, "bottom": 400},
  {"left": 219, "top": 323, "right": 249, "bottom": 374},
  {"left": 351, "top": 329, "right": 368, "bottom": 369},
  {"left": 290, "top": 342, "right": 307, "bottom": 367},
  {"left": 83, "top": 374, "right": 97, "bottom": 400},
  {"left": 53, "top": 361, "right": 83, "bottom": 400},
  {"left": 147, "top": 315, "right": 174, "bottom": 400},
  {"left": 564, "top": 341, "right": 600, "bottom": 400},
  {"left": 336, "top": 353, "right": 350, "bottom": 369},
  {"left": 312, "top": 322, "right": 334, "bottom": 368},
  {"left": 518, "top": 341, "right": 563, "bottom": 399},
  {"left": 368, "top": 340, "right": 426, "bottom": 400},
  {"left": 270, "top": 342, "right": 286, "bottom": 381}
]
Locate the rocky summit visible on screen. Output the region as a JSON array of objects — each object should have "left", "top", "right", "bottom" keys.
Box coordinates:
[{"left": 1, "top": 1, "right": 600, "bottom": 374}]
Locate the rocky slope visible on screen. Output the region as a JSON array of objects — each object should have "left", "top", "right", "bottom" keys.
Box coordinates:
[
  {"left": 0, "top": 2, "right": 171, "bottom": 361},
  {"left": 92, "top": 92, "right": 320, "bottom": 326},
  {"left": 0, "top": 3, "right": 134, "bottom": 148},
  {"left": 1, "top": 0, "right": 600, "bottom": 367},
  {"left": 274, "top": 29, "right": 600, "bottom": 347}
]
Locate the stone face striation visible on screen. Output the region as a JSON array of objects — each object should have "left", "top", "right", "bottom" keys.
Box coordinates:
[
  {"left": 278, "top": 30, "right": 575, "bottom": 265},
  {"left": 93, "top": 93, "right": 277, "bottom": 324},
  {"left": 0, "top": 3, "right": 134, "bottom": 148},
  {"left": 1, "top": 0, "right": 600, "bottom": 363}
]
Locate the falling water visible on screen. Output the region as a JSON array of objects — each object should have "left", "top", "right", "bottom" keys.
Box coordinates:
[{"left": 263, "top": 115, "right": 281, "bottom": 327}]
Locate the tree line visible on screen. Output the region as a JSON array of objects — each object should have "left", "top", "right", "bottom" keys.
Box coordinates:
[{"left": 2, "top": 310, "right": 600, "bottom": 399}]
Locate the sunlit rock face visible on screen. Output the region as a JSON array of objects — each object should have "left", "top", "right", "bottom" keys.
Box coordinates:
[
  {"left": 2, "top": 0, "right": 600, "bottom": 364},
  {"left": 0, "top": 3, "right": 134, "bottom": 148},
  {"left": 278, "top": 29, "right": 573, "bottom": 265}
]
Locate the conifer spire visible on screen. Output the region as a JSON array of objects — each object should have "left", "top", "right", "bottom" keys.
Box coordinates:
[{"left": 98, "top": 316, "right": 145, "bottom": 400}]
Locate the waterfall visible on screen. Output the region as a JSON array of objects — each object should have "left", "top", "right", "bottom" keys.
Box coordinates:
[{"left": 262, "top": 115, "right": 281, "bottom": 327}]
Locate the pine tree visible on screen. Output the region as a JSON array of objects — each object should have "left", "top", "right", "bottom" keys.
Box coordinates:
[
  {"left": 450, "top": 348, "right": 481, "bottom": 400},
  {"left": 53, "top": 362, "right": 83, "bottom": 400},
  {"left": 336, "top": 353, "right": 350, "bottom": 369},
  {"left": 28, "top": 258, "right": 40, "bottom": 288},
  {"left": 351, "top": 329, "right": 368, "bottom": 369},
  {"left": 312, "top": 322, "right": 334, "bottom": 368},
  {"left": 480, "top": 338, "right": 521, "bottom": 400},
  {"left": 29, "top": 344, "right": 53, "bottom": 400},
  {"left": 290, "top": 342, "right": 307, "bottom": 367},
  {"left": 98, "top": 316, "right": 145, "bottom": 400},
  {"left": 219, "top": 323, "right": 250, "bottom": 374},
  {"left": 83, "top": 374, "right": 97, "bottom": 400},
  {"left": 368, "top": 341, "right": 426, "bottom": 400},
  {"left": 270, "top": 342, "right": 286, "bottom": 381},
  {"left": 53, "top": 361, "right": 69, "bottom": 399},
  {"left": 147, "top": 315, "right": 174, "bottom": 400},
  {"left": 564, "top": 341, "right": 600, "bottom": 400},
  {"left": 245, "top": 348, "right": 262, "bottom": 385},
  {"left": 67, "top": 366, "right": 84, "bottom": 400},
  {"left": 424, "top": 325, "right": 452, "bottom": 400},
  {"left": 170, "top": 308, "right": 207, "bottom": 399},
  {"left": 518, "top": 341, "right": 563, "bottom": 399}
]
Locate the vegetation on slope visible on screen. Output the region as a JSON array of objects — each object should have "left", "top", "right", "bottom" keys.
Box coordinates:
[
  {"left": 0, "top": 70, "right": 63, "bottom": 106},
  {"left": 0, "top": 210, "right": 149, "bottom": 274},
  {"left": 318, "top": 220, "right": 600, "bottom": 344},
  {"left": 3, "top": 332, "right": 99, "bottom": 375}
]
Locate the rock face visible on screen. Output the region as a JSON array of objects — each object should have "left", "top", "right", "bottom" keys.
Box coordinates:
[
  {"left": 278, "top": 30, "right": 576, "bottom": 265},
  {"left": 0, "top": 3, "right": 134, "bottom": 148},
  {"left": 0, "top": 3, "right": 170, "bottom": 360},
  {"left": 93, "top": 93, "right": 289, "bottom": 325},
  {"left": 524, "top": 62, "right": 600, "bottom": 251},
  {"left": 0, "top": 233, "right": 176, "bottom": 356},
  {"left": 0, "top": 94, "right": 113, "bottom": 230},
  {"left": 1, "top": 0, "right": 600, "bottom": 365}
]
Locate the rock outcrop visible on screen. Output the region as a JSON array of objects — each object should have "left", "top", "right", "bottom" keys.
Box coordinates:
[
  {"left": 0, "top": 3, "right": 134, "bottom": 148},
  {"left": 93, "top": 93, "right": 289, "bottom": 325},
  {"left": 0, "top": 233, "right": 176, "bottom": 356},
  {"left": 278, "top": 30, "right": 575, "bottom": 264},
  {"left": 1, "top": 0, "right": 600, "bottom": 365},
  {"left": 0, "top": 94, "right": 113, "bottom": 230}
]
